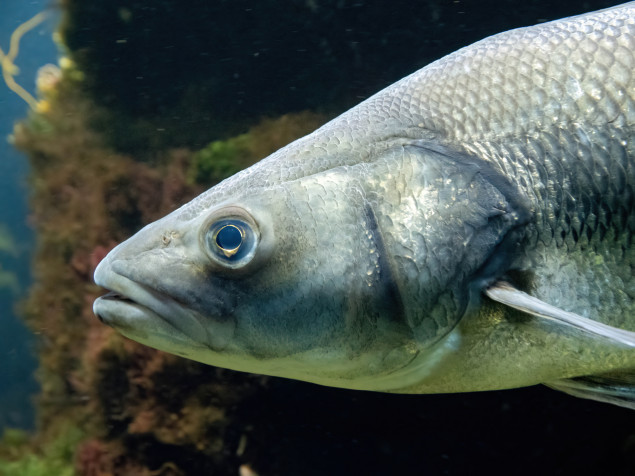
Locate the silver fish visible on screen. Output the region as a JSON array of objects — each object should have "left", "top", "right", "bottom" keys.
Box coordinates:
[{"left": 94, "top": 3, "right": 635, "bottom": 408}]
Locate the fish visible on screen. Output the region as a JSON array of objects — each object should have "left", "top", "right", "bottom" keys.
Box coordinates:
[{"left": 94, "top": 2, "right": 635, "bottom": 409}]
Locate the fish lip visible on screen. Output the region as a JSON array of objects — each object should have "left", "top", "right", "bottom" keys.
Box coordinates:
[
  {"left": 99, "top": 291, "right": 134, "bottom": 304},
  {"left": 93, "top": 274, "right": 181, "bottom": 328},
  {"left": 94, "top": 291, "right": 133, "bottom": 323},
  {"left": 94, "top": 258, "right": 235, "bottom": 351},
  {"left": 93, "top": 289, "right": 160, "bottom": 323},
  {"left": 93, "top": 292, "right": 161, "bottom": 330},
  {"left": 93, "top": 259, "right": 203, "bottom": 334}
]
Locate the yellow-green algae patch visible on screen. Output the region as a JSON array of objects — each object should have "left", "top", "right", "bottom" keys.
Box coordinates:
[
  {"left": 188, "top": 112, "right": 326, "bottom": 185},
  {"left": 0, "top": 423, "right": 82, "bottom": 476}
]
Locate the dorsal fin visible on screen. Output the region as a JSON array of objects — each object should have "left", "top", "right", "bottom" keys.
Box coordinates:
[{"left": 485, "top": 281, "right": 635, "bottom": 348}]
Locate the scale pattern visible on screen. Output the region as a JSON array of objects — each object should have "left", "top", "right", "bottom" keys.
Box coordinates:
[{"left": 178, "top": 4, "right": 635, "bottom": 326}]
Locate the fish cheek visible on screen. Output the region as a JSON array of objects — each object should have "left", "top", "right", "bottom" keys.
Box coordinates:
[
  {"left": 217, "top": 177, "right": 411, "bottom": 363},
  {"left": 225, "top": 253, "right": 337, "bottom": 358},
  {"left": 221, "top": 212, "right": 353, "bottom": 358}
]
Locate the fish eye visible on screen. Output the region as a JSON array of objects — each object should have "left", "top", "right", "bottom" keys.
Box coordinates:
[{"left": 204, "top": 214, "right": 259, "bottom": 269}]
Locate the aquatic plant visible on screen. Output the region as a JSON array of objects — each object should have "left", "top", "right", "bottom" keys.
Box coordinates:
[
  {"left": 32, "top": 64, "right": 62, "bottom": 115},
  {"left": 0, "top": 424, "right": 82, "bottom": 476},
  {"left": 0, "top": 225, "right": 19, "bottom": 294},
  {"left": 0, "top": 12, "right": 49, "bottom": 110},
  {"left": 189, "top": 112, "right": 327, "bottom": 185},
  {"left": 189, "top": 134, "right": 251, "bottom": 185}
]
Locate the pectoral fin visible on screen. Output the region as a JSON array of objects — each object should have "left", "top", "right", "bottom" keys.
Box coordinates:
[
  {"left": 485, "top": 282, "right": 635, "bottom": 408},
  {"left": 485, "top": 281, "right": 635, "bottom": 348},
  {"left": 546, "top": 372, "right": 635, "bottom": 410}
]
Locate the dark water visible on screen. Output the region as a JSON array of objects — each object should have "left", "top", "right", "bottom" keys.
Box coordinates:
[{"left": 0, "top": 1, "right": 58, "bottom": 430}]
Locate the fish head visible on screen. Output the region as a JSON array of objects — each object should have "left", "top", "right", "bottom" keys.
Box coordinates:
[
  {"left": 94, "top": 170, "right": 414, "bottom": 389},
  {"left": 94, "top": 133, "right": 527, "bottom": 391}
]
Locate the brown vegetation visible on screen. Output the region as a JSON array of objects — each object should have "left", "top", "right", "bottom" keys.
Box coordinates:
[{"left": 14, "top": 71, "right": 324, "bottom": 474}]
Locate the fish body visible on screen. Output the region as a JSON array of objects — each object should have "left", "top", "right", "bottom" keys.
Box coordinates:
[{"left": 94, "top": 3, "right": 635, "bottom": 406}]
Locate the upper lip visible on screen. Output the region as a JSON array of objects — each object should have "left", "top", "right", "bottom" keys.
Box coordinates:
[
  {"left": 95, "top": 258, "right": 216, "bottom": 346},
  {"left": 94, "top": 291, "right": 134, "bottom": 323},
  {"left": 95, "top": 252, "right": 171, "bottom": 316},
  {"left": 96, "top": 269, "right": 181, "bottom": 322}
]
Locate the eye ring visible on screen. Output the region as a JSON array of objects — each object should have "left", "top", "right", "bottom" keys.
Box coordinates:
[{"left": 203, "top": 210, "right": 260, "bottom": 269}]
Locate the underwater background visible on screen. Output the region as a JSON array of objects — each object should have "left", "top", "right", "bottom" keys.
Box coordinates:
[
  {"left": 0, "top": 0, "right": 58, "bottom": 432},
  {"left": 0, "top": 0, "right": 634, "bottom": 475}
]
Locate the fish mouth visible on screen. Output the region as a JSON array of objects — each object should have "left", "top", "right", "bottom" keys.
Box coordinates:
[
  {"left": 93, "top": 262, "right": 233, "bottom": 351},
  {"left": 94, "top": 288, "right": 165, "bottom": 329},
  {"left": 93, "top": 272, "right": 201, "bottom": 334},
  {"left": 95, "top": 291, "right": 135, "bottom": 319}
]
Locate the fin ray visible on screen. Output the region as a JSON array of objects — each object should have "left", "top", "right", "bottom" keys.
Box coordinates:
[
  {"left": 485, "top": 282, "right": 635, "bottom": 348},
  {"left": 546, "top": 371, "right": 635, "bottom": 410}
]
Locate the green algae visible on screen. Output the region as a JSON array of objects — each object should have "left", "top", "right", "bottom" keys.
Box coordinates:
[
  {"left": 189, "top": 134, "right": 251, "bottom": 185},
  {"left": 0, "top": 424, "right": 82, "bottom": 476},
  {"left": 188, "top": 112, "right": 327, "bottom": 185},
  {"left": 0, "top": 225, "right": 19, "bottom": 294}
]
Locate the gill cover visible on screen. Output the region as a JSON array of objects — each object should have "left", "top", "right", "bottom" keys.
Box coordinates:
[{"left": 383, "top": 141, "right": 530, "bottom": 346}]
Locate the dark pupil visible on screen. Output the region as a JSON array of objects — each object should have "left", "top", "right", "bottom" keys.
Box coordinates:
[{"left": 216, "top": 224, "right": 242, "bottom": 251}]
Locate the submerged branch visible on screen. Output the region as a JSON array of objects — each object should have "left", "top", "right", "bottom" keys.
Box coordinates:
[{"left": 0, "top": 11, "right": 49, "bottom": 110}]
